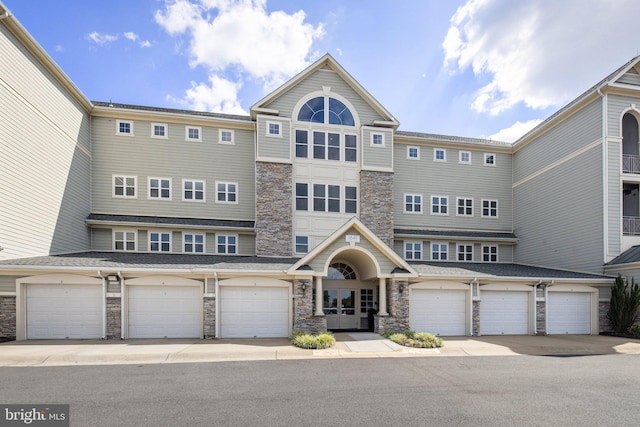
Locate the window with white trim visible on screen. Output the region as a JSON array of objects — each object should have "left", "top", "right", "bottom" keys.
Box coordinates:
[
  {"left": 313, "top": 184, "right": 340, "bottom": 213},
  {"left": 219, "top": 129, "right": 234, "bottom": 144},
  {"left": 216, "top": 182, "right": 237, "bottom": 203},
  {"left": 295, "top": 130, "right": 308, "bottom": 158},
  {"left": 266, "top": 121, "right": 281, "bottom": 137},
  {"left": 431, "top": 196, "right": 448, "bottom": 215},
  {"left": 345, "top": 134, "right": 357, "bottom": 162},
  {"left": 457, "top": 244, "right": 473, "bottom": 261},
  {"left": 183, "top": 233, "right": 205, "bottom": 253},
  {"left": 371, "top": 133, "right": 384, "bottom": 146},
  {"left": 482, "top": 245, "right": 498, "bottom": 262},
  {"left": 459, "top": 151, "right": 471, "bottom": 164},
  {"left": 183, "top": 179, "right": 205, "bottom": 202},
  {"left": 434, "top": 148, "right": 446, "bottom": 162},
  {"left": 114, "top": 230, "right": 136, "bottom": 251},
  {"left": 149, "top": 232, "right": 171, "bottom": 252},
  {"left": 405, "top": 194, "right": 422, "bottom": 213},
  {"left": 151, "top": 123, "right": 167, "bottom": 139},
  {"left": 484, "top": 153, "right": 496, "bottom": 166},
  {"left": 185, "top": 126, "right": 201, "bottom": 142},
  {"left": 296, "top": 183, "right": 308, "bottom": 211},
  {"left": 295, "top": 235, "right": 309, "bottom": 254},
  {"left": 217, "top": 235, "right": 237, "bottom": 254},
  {"left": 408, "top": 146, "right": 420, "bottom": 159},
  {"left": 148, "top": 178, "right": 171, "bottom": 200},
  {"left": 405, "top": 242, "right": 422, "bottom": 260},
  {"left": 457, "top": 197, "right": 473, "bottom": 216},
  {"left": 345, "top": 186, "right": 357, "bottom": 214},
  {"left": 117, "top": 120, "right": 133, "bottom": 135},
  {"left": 482, "top": 199, "right": 498, "bottom": 217},
  {"left": 113, "top": 175, "right": 137, "bottom": 198},
  {"left": 298, "top": 96, "right": 355, "bottom": 126},
  {"left": 431, "top": 243, "right": 448, "bottom": 261},
  {"left": 313, "top": 131, "right": 340, "bottom": 160}
]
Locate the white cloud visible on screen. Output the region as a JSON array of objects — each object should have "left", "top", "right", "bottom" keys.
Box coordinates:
[
  {"left": 443, "top": 0, "right": 640, "bottom": 115},
  {"left": 124, "top": 32, "right": 139, "bottom": 41},
  {"left": 54, "top": 45, "right": 63, "bottom": 53},
  {"left": 169, "top": 74, "right": 247, "bottom": 115},
  {"left": 155, "top": 0, "right": 324, "bottom": 113},
  {"left": 488, "top": 119, "right": 543, "bottom": 143},
  {"left": 140, "top": 40, "right": 152, "bottom": 48},
  {"left": 87, "top": 31, "right": 118, "bottom": 45}
]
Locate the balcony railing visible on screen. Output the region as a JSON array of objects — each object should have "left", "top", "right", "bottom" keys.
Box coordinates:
[
  {"left": 623, "top": 154, "right": 640, "bottom": 174},
  {"left": 623, "top": 216, "right": 640, "bottom": 235}
]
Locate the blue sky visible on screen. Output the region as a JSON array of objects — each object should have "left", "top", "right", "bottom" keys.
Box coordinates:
[{"left": 5, "top": 0, "right": 640, "bottom": 142}]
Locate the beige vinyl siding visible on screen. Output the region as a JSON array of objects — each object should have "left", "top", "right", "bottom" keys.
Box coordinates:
[
  {"left": 206, "top": 233, "right": 216, "bottom": 254},
  {"left": 362, "top": 127, "right": 393, "bottom": 170},
  {"left": 91, "top": 116, "right": 255, "bottom": 221},
  {"left": 138, "top": 230, "right": 148, "bottom": 252},
  {"left": 238, "top": 234, "right": 256, "bottom": 256},
  {"left": 394, "top": 146, "right": 513, "bottom": 232},
  {"left": 615, "top": 73, "right": 640, "bottom": 87},
  {"left": 172, "top": 231, "right": 182, "bottom": 253},
  {"left": 607, "top": 140, "right": 621, "bottom": 256},
  {"left": 91, "top": 228, "right": 113, "bottom": 251},
  {"left": 256, "top": 115, "right": 291, "bottom": 160},
  {"left": 514, "top": 148, "right": 603, "bottom": 273},
  {"left": 265, "top": 69, "right": 384, "bottom": 125},
  {"left": 499, "top": 244, "right": 513, "bottom": 263},
  {"left": 514, "top": 99, "right": 602, "bottom": 182},
  {"left": 608, "top": 94, "right": 640, "bottom": 137},
  {"left": 0, "top": 26, "right": 91, "bottom": 260},
  {"left": 0, "top": 276, "right": 22, "bottom": 292},
  {"left": 393, "top": 240, "right": 404, "bottom": 257}
]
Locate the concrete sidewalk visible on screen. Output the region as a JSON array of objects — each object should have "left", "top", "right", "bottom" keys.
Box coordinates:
[{"left": 0, "top": 334, "right": 639, "bottom": 367}]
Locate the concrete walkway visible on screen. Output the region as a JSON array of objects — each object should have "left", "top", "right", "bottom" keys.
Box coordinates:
[{"left": 0, "top": 334, "right": 639, "bottom": 367}]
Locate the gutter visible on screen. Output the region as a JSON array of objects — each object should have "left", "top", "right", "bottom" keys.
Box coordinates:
[{"left": 0, "top": 11, "right": 10, "bottom": 20}]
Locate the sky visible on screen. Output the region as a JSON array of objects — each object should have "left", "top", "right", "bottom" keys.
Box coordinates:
[{"left": 4, "top": 0, "right": 640, "bottom": 142}]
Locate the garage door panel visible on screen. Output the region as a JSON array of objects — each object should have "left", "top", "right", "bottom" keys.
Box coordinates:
[
  {"left": 410, "top": 289, "right": 467, "bottom": 336},
  {"left": 548, "top": 292, "right": 591, "bottom": 334},
  {"left": 220, "top": 287, "right": 289, "bottom": 338},
  {"left": 481, "top": 291, "right": 529, "bottom": 335}
]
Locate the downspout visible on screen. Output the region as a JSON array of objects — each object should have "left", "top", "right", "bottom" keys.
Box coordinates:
[
  {"left": 545, "top": 280, "right": 552, "bottom": 334},
  {"left": 214, "top": 271, "right": 220, "bottom": 338},
  {"left": 534, "top": 280, "right": 542, "bottom": 335},
  {"left": 117, "top": 271, "right": 124, "bottom": 339},
  {"left": 597, "top": 88, "right": 607, "bottom": 265},
  {"left": 97, "top": 271, "right": 106, "bottom": 339},
  {"left": 0, "top": 11, "right": 10, "bottom": 20}
]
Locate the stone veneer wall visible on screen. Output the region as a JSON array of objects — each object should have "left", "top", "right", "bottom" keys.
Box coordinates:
[
  {"left": 376, "top": 280, "right": 409, "bottom": 333},
  {"left": 359, "top": 170, "right": 394, "bottom": 248},
  {"left": 106, "top": 297, "right": 121, "bottom": 339},
  {"left": 0, "top": 296, "right": 16, "bottom": 339},
  {"left": 255, "top": 161, "right": 293, "bottom": 257},
  {"left": 292, "top": 279, "right": 326, "bottom": 333},
  {"left": 472, "top": 301, "right": 480, "bottom": 336},
  {"left": 204, "top": 297, "right": 216, "bottom": 338},
  {"left": 536, "top": 301, "right": 546, "bottom": 335}
]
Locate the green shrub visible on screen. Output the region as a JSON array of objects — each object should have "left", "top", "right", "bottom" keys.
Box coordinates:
[
  {"left": 383, "top": 330, "right": 443, "bottom": 348},
  {"left": 607, "top": 275, "right": 640, "bottom": 334},
  {"left": 630, "top": 323, "right": 640, "bottom": 338},
  {"left": 290, "top": 331, "right": 335, "bottom": 349}
]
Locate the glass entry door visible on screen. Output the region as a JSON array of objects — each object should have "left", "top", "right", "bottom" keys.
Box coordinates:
[{"left": 324, "top": 289, "right": 358, "bottom": 330}]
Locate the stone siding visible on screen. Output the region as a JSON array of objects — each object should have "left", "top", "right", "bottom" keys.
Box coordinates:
[
  {"left": 472, "top": 300, "right": 480, "bottom": 336},
  {"left": 377, "top": 280, "right": 409, "bottom": 332},
  {"left": 204, "top": 296, "right": 216, "bottom": 338},
  {"left": 0, "top": 296, "right": 16, "bottom": 339},
  {"left": 536, "top": 300, "right": 546, "bottom": 335},
  {"left": 360, "top": 170, "right": 394, "bottom": 248},
  {"left": 106, "top": 297, "right": 121, "bottom": 339},
  {"left": 255, "top": 162, "right": 293, "bottom": 257},
  {"left": 292, "top": 279, "right": 326, "bottom": 333}
]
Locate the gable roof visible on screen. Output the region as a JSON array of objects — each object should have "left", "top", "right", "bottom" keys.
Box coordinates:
[
  {"left": 250, "top": 53, "right": 399, "bottom": 127},
  {"left": 288, "top": 217, "right": 416, "bottom": 276},
  {"left": 605, "top": 245, "right": 640, "bottom": 267}
]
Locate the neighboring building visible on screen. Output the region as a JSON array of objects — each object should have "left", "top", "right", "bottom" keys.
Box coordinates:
[{"left": 2, "top": 3, "right": 631, "bottom": 341}]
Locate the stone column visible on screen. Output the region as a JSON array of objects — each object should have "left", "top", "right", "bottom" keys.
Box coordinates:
[
  {"left": 0, "top": 296, "right": 16, "bottom": 340},
  {"left": 315, "top": 276, "right": 323, "bottom": 315},
  {"left": 378, "top": 278, "right": 388, "bottom": 316},
  {"left": 204, "top": 296, "right": 216, "bottom": 339}
]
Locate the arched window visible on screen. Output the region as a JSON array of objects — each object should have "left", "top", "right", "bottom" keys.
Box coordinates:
[
  {"left": 324, "top": 262, "right": 357, "bottom": 280},
  {"left": 297, "top": 96, "right": 355, "bottom": 126}
]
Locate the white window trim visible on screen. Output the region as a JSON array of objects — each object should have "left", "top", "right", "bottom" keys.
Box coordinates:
[
  {"left": 404, "top": 241, "right": 423, "bottom": 261},
  {"left": 112, "top": 175, "right": 137, "bottom": 198},
  {"left": 457, "top": 243, "right": 474, "bottom": 262},
  {"left": 148, "top": 177, "right": 172, "bottom": 200},
  {"left": 183, "top": 232, "right": 206, "bottom": 254},
  {"left": 113, "top": 230, "right": 137, "bottom": 252},
  {"left": 216, "top": 234, "right": 238, "bottom": 255},
  {"left": 182, "top": 179, "right": 206, "bottom": 202},
  {"left": 116, "top": 120, "right": 134, "bottom": 136},
  {"left": 484, "top": 153, "right": 496, "bottom": 166},
  {"left": 456, "top": 197, "right": 474, "bottom": 217},
  {"left": 295, "top": 235, "right": 309, "bottom": 254},
  {"left": 404, "top": 193, "right": 423, "bottom": 214},
  {"left": 219, "top": 129, "right": 235, "bottom": 144},
  {"left": 459, "top": 151, "right": 471, "bottom": 164},
  {"left": 407, "top": 146, "right": 420, "bottom": 159},
  {"left": 215, "top": 181, "right": 238, "bottom": 204},
  {"left": 431, "top": 242, "right": 449, "bottom": 261},
  {"left": 434, "top": 148, "right": 446, "bottom": 162},
  {"left": 266, "top": 121, "right": 282, "bottom": 137},
  {"left": 430, "top": 195, "right": 449, "bottom": 216},
  {"left": 371, "top": 132, "right": 385, "bottom": 147},
  {"left": 150, "top": 123, "right": 168, "bottom": 139},
  {"left": 481, "top": 199, "right": 499, "bottom": 218},
  {"left": 185, "top": 126, "right": 202, "bottom": 142},
  {"left": 482, "top": 245, "right": 499, "bottom": 262},
  {"left": 148, "top": 230, "right": 172, "bottom": 253}
]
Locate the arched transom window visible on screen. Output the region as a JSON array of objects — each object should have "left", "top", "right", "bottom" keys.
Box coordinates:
[
  {"left": 298, "top": 96, "right": 355, "bottom": 126},
  {"left": 324, "top": 262, "right": 357, "bottom": 280}
]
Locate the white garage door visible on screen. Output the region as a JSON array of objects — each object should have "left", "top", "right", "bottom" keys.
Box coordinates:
[
  {"left": 220, "top": 287, "right": 289, "bottom": 338},
  {"left": 27, "top": 284, "right": 102, "bottom": 339},
  {"left": 410, "top": 289, "right": 467, "bottom": 336},
  {"left": 128, "top": 286, "right": 202, "bottom": 338},
  {"left": 547, "top": 292, "right": 591, "bottom": 334},
  {"left": 481, "top": 291, "right": 529, "bottom": 335}
]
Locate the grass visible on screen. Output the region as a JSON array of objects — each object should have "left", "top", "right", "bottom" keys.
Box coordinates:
[
  {"left": 290, "top": 330, "right": 336, "bottom": 349},
  {"left": 382, "top": 330, "right": 443, "bottom": 348}
]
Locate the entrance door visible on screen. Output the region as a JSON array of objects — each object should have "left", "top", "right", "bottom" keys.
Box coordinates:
[{"left": 325, "top": 289, "right": 358, "bottom": 330}]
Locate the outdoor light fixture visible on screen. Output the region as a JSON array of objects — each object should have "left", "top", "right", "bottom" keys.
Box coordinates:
[
  {"left": 106, "top": 274, "right": 119, "bottom": 283},
  {"left": 300, "top": 283, "right": 307, "bottom": 292}
]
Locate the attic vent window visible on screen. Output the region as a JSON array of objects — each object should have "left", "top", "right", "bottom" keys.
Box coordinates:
[{"left": 298, "top": 96, "right": 355, "bottom": 126}]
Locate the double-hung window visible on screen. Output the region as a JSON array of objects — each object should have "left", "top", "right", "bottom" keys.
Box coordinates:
[
  {"left": 345, "top": 135, "right": 357, "bottom": 162},
  {"left": 405, "top": 194, "right": 422, "bottom": 213},
  {"left": 217, "top": 235, "right": 237, "bottom": 254},
  {"left": 457, "top": 198, "right": 473, "bottom": 216},
  {"left": 295, "top": 235, "right": 309, "bottom": 254},
  {"left": 296, "top": 183, "right": 308, "bottom": 211},
  {"left": 457, "top": 244, "right": 473, "bottom": 261},
  {"left": 148, "top": 178, "right": 171, "bottom": 199},
  {"left": 405, "top": 242, "right": 422, "bottom": 260},
  {"left": 482, "top": 245, "right": 498, "bottom": 262},
  {"left": 432, "top": 243, "right": 448, "bottom": 261},
  {"left": 296, "top": 130, "right": 308, "bottom": 158},
  {"left": 216, "top": 182, "right": 237, "bottom": 203},
  {"left": 183, "top": 180, "right": 205, "bottom": 201},
  {"left": 149, "top": 232, "right": 171, "bottom": 252},
  {"left": 184, "top": 233, "right": 205, "bottom": 253},
  {"left": 482, "top": 200, "right": 498, "bottom": 217},
  {"left": 431, "top": 196, "right": 448, "bottom": 215},
  {"left": 313, "top": 184, "right": 340, "bottom": 212},
  {"left": 345, "top": 186, "right": 357, "bottom": 214},
  {"left": 114, "top": 231, "right": 136, "bottom": 251},
  {"left": 113, "top": 175, "right": 137, "bottom": 198}
]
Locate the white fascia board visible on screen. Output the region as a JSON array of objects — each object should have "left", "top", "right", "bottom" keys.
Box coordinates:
[{"left": 86, "top": 219, "right": 254, "bottom": 232}]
